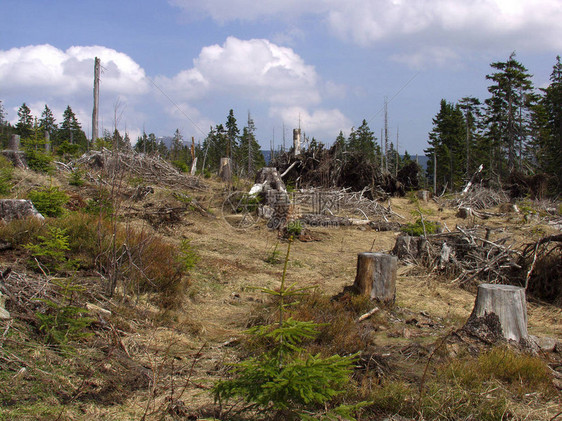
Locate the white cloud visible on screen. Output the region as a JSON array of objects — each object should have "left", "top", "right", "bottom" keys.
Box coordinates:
[
  {"left": 390, "top": 46, "right": 461, "bottom": 70},
  {"left": 160, "top": 37, "right": 321, "bottom": 106},
  {"left": 170, "top": 0, "right": 562, "bottom": 59},
  {"left": 270, "top": 106, "right": 352, "bottom": 138},
  {"left": 0, "top": 45, "right": 149, "bottom": 98}
]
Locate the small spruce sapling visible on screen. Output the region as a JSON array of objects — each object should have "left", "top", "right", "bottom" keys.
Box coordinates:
[
  {"left": 35, "top": 278, "right": 94, "bottom": 351},
  {"left": 213, "top": 237, "right": 361, "bottom": 419}
]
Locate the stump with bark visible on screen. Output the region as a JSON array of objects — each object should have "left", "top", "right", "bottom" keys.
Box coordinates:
[
  {"left": 466, "top": 283, "right": 528, "bottom": 343},
  {"left": 353, "top": 252, "right": 397, "bottom": 304}
]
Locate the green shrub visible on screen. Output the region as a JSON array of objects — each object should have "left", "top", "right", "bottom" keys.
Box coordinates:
[
  {"left": 172, "top": 160, "right": 189, "bottom": 173},
  {"left": 0, "top": 156, "right": 14, "bottom": 195},
  {"left": 56, "top": 141, "right": 82, "bottom": 157},
  {"left": 177, "top": 238, "right": 198, "bottom": 271},
  {"left": 25, "top": 149, "right": 54, "bottom": 173},
  {"left": 68, "top": 169, "right": 85, "bottom": 186},
  {"left": 35, "top": 278, "right": 94, "bottom": 351},
  {"left": 24, "top": 226, "right": 71, "bottom": 272},
  {"left": 84, "top": 190, "right": 113, "bottom": 216},
  {"left": 28, "top": 186, "right": 69, "bottom": 217},
  {"left": 286, "top": 220, "right": 304, "bottom": 236},
  {"left": 401, "top": 218, "right": 438, "bottom": 236}
]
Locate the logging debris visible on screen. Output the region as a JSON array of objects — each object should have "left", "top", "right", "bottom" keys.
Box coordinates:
[{"left": 71, "top": 148, "right": 207, "bottom": 191}]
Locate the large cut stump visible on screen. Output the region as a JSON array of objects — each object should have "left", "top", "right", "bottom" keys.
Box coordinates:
[
  {"left": 467, "top": 283, "right": 528, "bottom": 342},
  {"left": 353, "top": 252, "right": 397, "bottom": 304}
]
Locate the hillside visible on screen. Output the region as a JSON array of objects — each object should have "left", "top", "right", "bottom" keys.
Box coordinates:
[{"left": 0, "top": 151, "right": 560, "bottom": 420}]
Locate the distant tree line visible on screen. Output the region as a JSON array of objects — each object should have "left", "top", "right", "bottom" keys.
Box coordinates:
[{"left": 425, "top": 53, "right": 562, "bottom": 196}]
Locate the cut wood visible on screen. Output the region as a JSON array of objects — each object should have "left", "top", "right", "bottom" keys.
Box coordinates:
[
  {"left": 467, "top": 283, "right": 528, "bottom": 342},
  {"left": 356, "top": 307, "right": 380, "bottom": 322},
  {"left": 353, "top": 252, "right": 397, "bottom": 304}
]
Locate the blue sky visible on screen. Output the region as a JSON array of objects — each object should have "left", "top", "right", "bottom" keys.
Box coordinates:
[{"left": 1, "top": 0, "right": 561, "bottom": 154}]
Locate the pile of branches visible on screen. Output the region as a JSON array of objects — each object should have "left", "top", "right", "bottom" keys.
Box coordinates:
[
  {"left": 397, "top": 227, "right": 562, "bottom": 305},
  {"left": 447, "top": 186, "right": 509, "bottom": 211},
  {"left": 396, "top": 227, "right": 523, "bottom": 287},
  {"left": 522, "top": 234, "right": 562, "bottom": 305},
  {"left": 72, "top": 148, "right": 207, "bottom": 190},
  {"left": 0, "top": 267, "right": 101, "bottom": 320},
  {"left": 271, "top": 146, "right": 420, "bottom": 198},
  {"left": 293, "top": 187, "right": 398, "bottom": 222}
]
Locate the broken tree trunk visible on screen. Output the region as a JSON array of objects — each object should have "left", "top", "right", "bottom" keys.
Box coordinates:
[
  {"left": 219, "top": 158, "right": 232, "bottom": 182},
  {"left": 353, "top": 252, "right": 397, "bottom": 304},
  {"left": 467, "top": 283, "right": 528, "bottom": 342}
]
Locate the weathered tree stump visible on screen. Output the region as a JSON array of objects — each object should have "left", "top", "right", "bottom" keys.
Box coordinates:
[
  {"left": 416, "top": 190, "right": 430, "bottom": 202},
  {"left": 8, "top": 134, "right": 20, "bottom": 151},
  {"left": 467, "top": 283, "right": 528, "bottom": 342},
  {"left": 219, "top": 157, "right": 232, "bottom": 182},
  {"left": 353, "top": 252, "right": 397, "bottom": 304},
  {"left": 392, "top": 235, "right": 428, "bottom": 260}
]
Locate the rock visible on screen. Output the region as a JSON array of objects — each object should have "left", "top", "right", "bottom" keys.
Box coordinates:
[
  {"left": 0, "top": 199, "right": 45, "bottom": 222},
  {"left": 529, "top": 335, "right": 557, "bottom": 352},
  {"left": 0, "top": 292, "right": 10, "bottom": 319}
]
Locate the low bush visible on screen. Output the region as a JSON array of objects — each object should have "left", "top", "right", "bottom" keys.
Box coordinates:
[
  {"left": 401, "top": 218, "right": 439, "bottom": 236},
  {"left": 0, "top": 155, "right": 14, "bottom": 195},
  {"left": 25, "top": 149, "right": 54, "bottom": 174},
  {"left": 28, "top": 186, "right": 69, "bottom": 217}
]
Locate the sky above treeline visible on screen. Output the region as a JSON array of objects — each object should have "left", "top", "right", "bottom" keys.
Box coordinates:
[{"left": 1, "top": 0, "right": 561, "bottom": 154}]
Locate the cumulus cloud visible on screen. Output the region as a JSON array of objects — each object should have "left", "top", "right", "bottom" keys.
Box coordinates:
[
  {"left": 170, "top": 0, "right": 562, "bottom": 55},
  {"left": 0, "top": 44, "right": 149, "bottom": 98},
  {"left": 270, "top": 106, "right": 352, "bottom": 138},
  {"left": 157, "top": 37, "right": 321, "bottom": 106}
]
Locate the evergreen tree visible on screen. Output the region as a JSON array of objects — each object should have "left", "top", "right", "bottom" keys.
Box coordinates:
[
  {"left": 237, "top": 113, "right": 265, "bottom": 176},
  {"left": 170, "top": 129, "right": 184, "bottom": 161},
  {"left": 532, "top": 56, "right": 562, "bottom": 192},
  {"left": 58, "top": 106, "right": 87, "bottom": 149},
  {"left": 0, "top": 100, "right": 6, "bottom": 127},
  {"left": 425, "top": 99, "right": 465, "bottom": 191},
  {"left": 16, "top": 103, "right": 34, "bottom": 139},
  {"left": 484, "top": 52, "right": 534, "bottom": 177},
  {"left": 39, "top": 105, "right": 57, "bottom": 138},
  {"left": 347, "top": 119, "right": 379, "bottom": 163},
  {"left": 202, "top": 124, "right": 228, "bottom": 172},
  {"left": 458, "top": 97, "right": 483, "bottom": 177},
  {"left": 225, "top": 109, "right": 240, "bottom": 160}
]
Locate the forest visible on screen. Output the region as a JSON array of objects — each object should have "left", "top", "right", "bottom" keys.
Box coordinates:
[{"left": 1, "top": 53, "right": 560, "bottom": 197}]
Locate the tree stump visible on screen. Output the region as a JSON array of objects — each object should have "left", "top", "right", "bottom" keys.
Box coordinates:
[
  {"left": 392, "top": 235, "right": 428, "bottom": 260},
  {"left": 467, "top": 283, "right": 528, "bottom": 342},
  {"left": 416, "top": 190, "right": 430, "bottom": 202},
  {"left": 353, "top": 252, "right": 397, "bottom": 304},
  {"left": 219, "top": 158, "right": 232, "bottom": 182},
  {"left": 8, "top": 134, "right": 20, "bottom": 151}
]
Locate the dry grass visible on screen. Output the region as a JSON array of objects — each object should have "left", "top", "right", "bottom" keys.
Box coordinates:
[{"left": 1, "top": 169, "right": 561, "bottom": 420}]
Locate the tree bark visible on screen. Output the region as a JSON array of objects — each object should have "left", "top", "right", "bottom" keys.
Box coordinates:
[
  {"left": 468, "top": 283, "right": 528, "bottom": 342},
  {"left": 353, "top": 252, "right": 397, "bottom": 304},
  {"left": 219, "top": 157, "right": 232, "bottom": 182}
]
